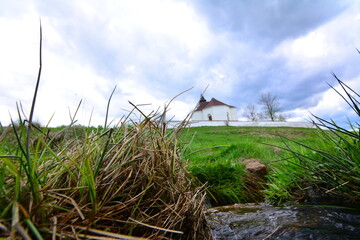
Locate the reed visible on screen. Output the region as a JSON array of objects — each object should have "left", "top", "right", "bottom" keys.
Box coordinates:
[{"left": 265, "top": 74, "right": 360, "bottom": 205}]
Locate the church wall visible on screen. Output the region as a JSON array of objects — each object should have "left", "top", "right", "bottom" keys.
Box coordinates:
[
  {"left": 191, "top": 111, "right": 204, "bottom": 121},
  {"left": 192, "top": 105, "right": 238, "bottom": 121},
  {"left": 229, "top": 108, "right": 238, "bottom": 120}
]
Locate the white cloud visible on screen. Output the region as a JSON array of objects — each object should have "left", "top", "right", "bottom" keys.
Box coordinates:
[
  {"left": 288, "top": 76, "right": 360, "bottom": 123},
  {"left": 273, "top": 7, "right": 360, "bottom": 75},
  {"left": 105, "top": 0, "right": 210, "bottom": 54},
  {"left": 1, "top": 0, "right": 359, "bottom": 128},
  {"left": 0, "top": 0, "right": 210, "bottom": 126}
]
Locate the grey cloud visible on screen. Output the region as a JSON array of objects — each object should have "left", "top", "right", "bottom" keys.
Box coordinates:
[
  {"left": 34, "top": 2, "right": 199, "bottom": 99},
  {"left": 186, "top": 0, "right": 348, "bottom": 48},
  {"left": 2, "top": 0, "right": 359, "bottom": 127}
]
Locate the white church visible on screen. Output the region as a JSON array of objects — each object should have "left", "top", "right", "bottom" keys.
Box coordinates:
[
  {"left": 164, "top": 94, "right": 314, "bottom": 128},
  {"left": 191, "top": 95, "right": 238, "bottom": 121}
]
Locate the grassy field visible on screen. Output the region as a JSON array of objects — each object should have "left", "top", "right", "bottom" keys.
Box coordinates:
[
  {"left": 182, "top": 126, "right": 320, "bottom": 163},
  {"left": 181, "top": 117, "right": 360, "bottom": 207},
  {"left": 2, "top": 27, "right": 358, "bottom": 238},
  {"left": 181, "top": 126, "right": 323, "bottom": 205},
  {"left": 180, "top": 76, "right": 360, "bottom": 208},
  {"left": 1, "top": 121, "right": 358, "bottom": 238},
  {"left": 0, "top": 124, "right": 325, "bottom": 211}
]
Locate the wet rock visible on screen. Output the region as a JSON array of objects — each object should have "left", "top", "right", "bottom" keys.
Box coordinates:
[{"left": 207, "top": 203, "right": 360, "bottom": 240}]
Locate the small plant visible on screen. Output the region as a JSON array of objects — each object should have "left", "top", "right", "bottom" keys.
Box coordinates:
[{"left": 189, "top": 159, "right": 248, "bottom": 205}]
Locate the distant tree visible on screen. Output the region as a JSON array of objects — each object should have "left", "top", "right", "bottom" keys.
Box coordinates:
[
  {"left": 243, "top": 104, "right": 260, "bottom": 121},
  {"left": 278, "top": 114, "right": 287, "bottom": 122},
  {"left": 259, "top": 92, "right": 281, "bottom": 121}
]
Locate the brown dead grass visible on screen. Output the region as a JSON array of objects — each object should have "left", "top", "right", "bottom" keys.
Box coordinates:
[{"left": 0, "top": 110, "right": 213, "bottom": 239}]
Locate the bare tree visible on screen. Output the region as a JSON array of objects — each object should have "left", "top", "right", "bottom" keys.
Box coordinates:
[
  {"left": 278, "top": 113, "right": 287, "bottom": 122},
  {"left": 259, "top": 92, "right": 281, "bottom": 121},
  {"left": 243, "top": 104, "right": 260, "bottom": 121}
]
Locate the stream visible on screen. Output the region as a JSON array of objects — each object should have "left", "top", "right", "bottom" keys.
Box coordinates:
[{"left": 206, "top": 203, "right": 360, "bottom": 240}]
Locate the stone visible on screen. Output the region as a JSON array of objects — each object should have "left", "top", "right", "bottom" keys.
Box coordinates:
[{"left": 242, "top": 158, "right": 267, "bottom": 179}]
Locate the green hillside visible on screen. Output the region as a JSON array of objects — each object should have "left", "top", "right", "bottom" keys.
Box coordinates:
[{"left": 181, "top": 126, "right": 322, "bottom": 205}]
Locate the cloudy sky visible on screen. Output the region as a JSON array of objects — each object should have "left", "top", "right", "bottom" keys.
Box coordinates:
[{"left": 1, "top": 0, "right": 359, "bottom": 127}]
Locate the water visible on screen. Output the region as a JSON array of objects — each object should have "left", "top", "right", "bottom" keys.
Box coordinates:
[{"left": 207, "top": 203, "right": 360, "bottom": 240}]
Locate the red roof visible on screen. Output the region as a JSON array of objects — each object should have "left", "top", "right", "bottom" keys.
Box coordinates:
[{"left": 195, "top": 98, "right": 236, "bottom": 111}]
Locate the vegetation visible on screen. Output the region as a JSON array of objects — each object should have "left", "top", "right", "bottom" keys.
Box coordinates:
[
  {"left": 259, "top": 92, "right": 281, "bottom": 121},
  {"left": 184, "top": 72, "right": 360, "bottom": 208},
  {"left": 181, "top": 126, "right": 321, "bottom": 206},
  {"left": 243, "top": 92, "right": 286, "bottom": 121},
  {"left": 1, "top": 77, "right": 358, "bottom": 238},
  {"left": 242, "top": 104, "right": 260, "bottom": 121},
  {"left": 265, "top": 76, "right": 360, "bottom": 206},
  {"left": 0, "top": 107, "right": 215, "bottom": 239},
  {"left": 0, "top": 26, "right": 212, "bottom": 239}
]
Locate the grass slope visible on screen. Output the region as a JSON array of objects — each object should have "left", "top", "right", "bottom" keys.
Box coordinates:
[{"left": 181, "top": 126, "right": 321, "bottom": 205}]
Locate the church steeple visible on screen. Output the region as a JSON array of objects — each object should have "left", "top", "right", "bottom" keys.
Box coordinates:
[
  {"left": 195, "top": 94, "right": 207, "bottom": 110},
  {"left": 199, "top": 94, "right": 206, "bottom": 103}
]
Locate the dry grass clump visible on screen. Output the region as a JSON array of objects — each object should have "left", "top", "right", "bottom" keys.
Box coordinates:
[
  {"left": 0, "top": 108, "right": 213, "bottom": 239},
  {"left": 0, "top": 25, "right": 212, "bottom": 239}
]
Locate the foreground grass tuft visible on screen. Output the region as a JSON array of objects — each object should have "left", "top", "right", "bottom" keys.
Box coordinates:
[
  {"left": 0, "top": 26, "right": 212, "bottom": 239},
  {"left": 0, "top": 109, "right": 213, "bottom": 239},
  {"left": 265, "top": 75, "right": 360, "bottom": 206}
]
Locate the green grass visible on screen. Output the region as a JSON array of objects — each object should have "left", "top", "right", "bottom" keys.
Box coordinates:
[
  {"left": 265, "top": 127, "right": 360, "bottom": 206},
  {"left": 264, "top": 76, "right": 360, "bottom": 206},
  {"left": 182, "top": 126, "right": 319, "bottom": 161},
  {"left": 181, "top": 126, "right": 322, "bottom": 205},
  {"left": 182, "top": 120, "right": 359, "bottom": 207}
]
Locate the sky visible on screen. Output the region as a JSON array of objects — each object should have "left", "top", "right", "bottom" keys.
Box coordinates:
[{"left": 1, "top": 0, "right": 360, "bottom": 127}]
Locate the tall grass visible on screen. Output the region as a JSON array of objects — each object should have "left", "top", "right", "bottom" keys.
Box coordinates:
[
  {"left": 265, "top": 75, "right": 360, "bottom": 206},
  {"left": 0, "top": 26, "right": 212, "bottom": 239}
]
